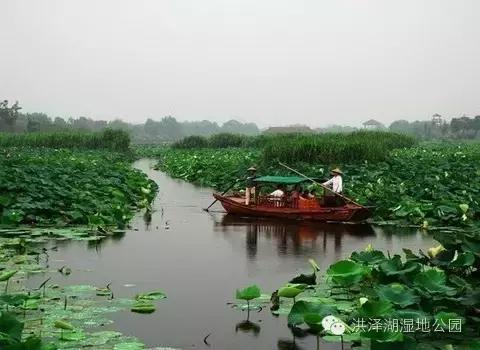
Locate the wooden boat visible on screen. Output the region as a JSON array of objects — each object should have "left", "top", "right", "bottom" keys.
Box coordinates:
[{"left": 213, "top": 176, "right": 373, "bottom": 223}]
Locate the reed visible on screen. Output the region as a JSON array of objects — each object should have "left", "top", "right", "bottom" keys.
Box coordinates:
[
  {"left": 262, "top": 131, "right": 416, "bottom": 164},
  {"left": 0, "top": 129, "right": 130, "bottom": 151}
]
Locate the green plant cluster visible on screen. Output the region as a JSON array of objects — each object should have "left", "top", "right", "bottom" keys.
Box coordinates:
[
  {"left": 172, "top": 133, "right": 252, "bottom": 149},
  {"left": 0, "top": 148, "right": 156, "bottom": 227},
  {"left": 157, "top": 148, "right": 261, "bottom": 189},
  {"left": 235, "top": 231, "right": 480, "bottom": 348},
  {"left": 262, "top": 131, "right": 416, "bottom": 164},
  {"left": 171, "top": 131, "right": 416, "bottom": 163},
  {"left": 341, "top": 143, "right": 479, "bottom": 227},
  {"left": 156, "top": 143, "right": 479, "bottom": 229},
  {"left": 0, "top": 129, "right": 131, "bottom": 152}
]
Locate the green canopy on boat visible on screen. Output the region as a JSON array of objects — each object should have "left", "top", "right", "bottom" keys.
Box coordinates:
[{"left": 253, "top": 176, "right": 310, "bottom": 185}]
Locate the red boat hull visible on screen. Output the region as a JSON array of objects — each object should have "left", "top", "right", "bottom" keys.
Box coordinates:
[{"left": 213, "top": 194, "right": 372, "bottom": 223}]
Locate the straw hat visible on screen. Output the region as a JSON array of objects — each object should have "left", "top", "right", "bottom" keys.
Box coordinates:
[
  {"left": 330, "top": 168, "right": 343, "bottom": 175},
  {"left": 247, "top": 167, "right": 257, "bottom": 172}
]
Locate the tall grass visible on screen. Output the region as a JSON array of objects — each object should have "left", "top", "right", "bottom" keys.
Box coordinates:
[
  {"left": 0, "top": 129, "right": 130, "bottom": 151},
  {"left": 172, "top": 131, "right": 416, "bottom": 163},
  {"left": 173, "top": 133, "right": 251, "bottom": 149},
  {"left": 262, "top": 131, "right": 416, "bottom": 164}
]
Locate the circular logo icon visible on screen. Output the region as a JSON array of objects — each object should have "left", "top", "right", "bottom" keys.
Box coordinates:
[{"left": 321, "top": 315, "right": 346, "bottom": 335}]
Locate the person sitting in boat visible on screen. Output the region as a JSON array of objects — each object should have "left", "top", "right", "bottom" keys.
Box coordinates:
[
  {"left": 270, "top": 184, "right": 285, "bottom": 198},
  {"left": 269, "top": 185, "right": 285, "bottom": 207},
  {"left": 245, "top": 166, "right": 257, "bottom": 205},
  {"left": 289, "top": 185, "right": 301, "bottom": 208}
]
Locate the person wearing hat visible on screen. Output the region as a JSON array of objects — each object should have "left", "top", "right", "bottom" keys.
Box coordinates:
[
  {"left": 245, "top": 166, "right": 257, "bottom": 205},
  {"left": 322, "top": 168, "right": 344, "bottom": 207},
  {"left": 323, "top": 168, "right": 343, "bottom": 193}
]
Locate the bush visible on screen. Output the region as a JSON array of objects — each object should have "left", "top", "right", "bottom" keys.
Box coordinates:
[{"left": 172, "top": 135, "right": 208, "bottom": 149}]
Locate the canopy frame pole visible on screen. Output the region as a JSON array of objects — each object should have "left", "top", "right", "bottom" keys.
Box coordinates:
[{"left": 278, "top": 162, "right": 367, "bottom": 209}]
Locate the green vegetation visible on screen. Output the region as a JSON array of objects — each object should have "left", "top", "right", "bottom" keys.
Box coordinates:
[
  {"left": 261, "top": 131, "right": 416, "bottom": 163},
  {"left": 233, "top": 227, "right": 480, "bottom": 348},
  {"left": 171, "top": 131, "right": 416, "bottom": 163},
  {"left": 0, "top": 129, "right": 130, "bottom": 151},
  {"left": 0, "top": 148, "right": 155, "bottom": 227},
  {"left": 155, "top": 141, "right": 480, "bottom": 229},
  {"left": 0, "top": 128, "right": 160, "bottom": 348},
  {"left": 0, "top": 228, "right": 167, "bottom": 349},
  {"left": 157, "top": 148, "right": 260, "bottom": 189}
]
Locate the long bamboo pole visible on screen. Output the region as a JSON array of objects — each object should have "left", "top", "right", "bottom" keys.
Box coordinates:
[
  {"left": 278, "top": 162, "right": 367, "bottom": 209},
  {"left": 203, "top": 180, "right": 238, "bottom": 211}
]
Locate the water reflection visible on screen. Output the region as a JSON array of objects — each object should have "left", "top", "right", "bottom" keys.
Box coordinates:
[
  {"left": 235, "top": 320, "right": 261, "bottom": 336},
  {"left": 215, "top": 215, "right": 375, "bottom": 260}
]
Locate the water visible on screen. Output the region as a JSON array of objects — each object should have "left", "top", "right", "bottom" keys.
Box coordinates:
[{"left": 29, "top": 159, "right": 436, "bottom": 349}]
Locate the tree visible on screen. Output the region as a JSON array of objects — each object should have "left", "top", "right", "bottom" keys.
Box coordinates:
[
  {"left": 53, "top": 117, "right": 69, "bottom": 130},
  {"left": 0, "top": 100, "right": 21, "bottom": 132},
  {"left": 389, "top": 120, "right": 411, "bottom": 134},
  {"left": 25, "top": 113, "right": 52, "bottom": 132}
]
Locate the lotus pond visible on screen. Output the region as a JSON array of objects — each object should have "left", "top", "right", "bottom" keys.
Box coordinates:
[
  {"left": 152, "top": 142, "right": 480, "bottom": 230},
  {"left": 3, "top": 158, "right": 451, "bottom": 349},
  {"left": 1, "top": 152, "right": 479, "bottom": 349}
]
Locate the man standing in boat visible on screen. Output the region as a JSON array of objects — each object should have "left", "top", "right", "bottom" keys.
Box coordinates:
[
  {"left": 322, "top": 168, "right": 344, "bottom": 206},
  {"left": 245, "top": 167, "right": 257, "bottom": 205}
]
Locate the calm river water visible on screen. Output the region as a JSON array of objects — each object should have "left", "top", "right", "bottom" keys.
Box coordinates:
[{"left": 29, "top": 159, "right": 437, "bottom": 350}]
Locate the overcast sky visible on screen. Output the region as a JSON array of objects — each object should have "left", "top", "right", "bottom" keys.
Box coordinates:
[{"left": 1, "top": 0, "right": 479, "bottom": 127}]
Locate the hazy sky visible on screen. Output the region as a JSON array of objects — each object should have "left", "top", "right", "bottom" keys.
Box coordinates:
[{"left": 1, "top": 1, "right": 479, "bottom": 127}]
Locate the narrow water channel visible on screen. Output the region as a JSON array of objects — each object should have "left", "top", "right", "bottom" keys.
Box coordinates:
[{"left": 29, "top": 159, "right": 437, "bottom": 349}]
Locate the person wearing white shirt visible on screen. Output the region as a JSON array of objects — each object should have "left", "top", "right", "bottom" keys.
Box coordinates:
[
  {"left": 323, "top": 168, "right": 343, "bottom": 193},
  {"left": 269, "top": 185, "right": 285, "bottom": 207},
  {"left": 322, "top": 168, "right": 344, "bottom": 207},
  {"left": 270, "top": 187, "right": 285, "bottom": 197}
]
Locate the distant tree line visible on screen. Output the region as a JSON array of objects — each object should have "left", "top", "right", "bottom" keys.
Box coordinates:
[
  {"left": 2, "top": 100, "right": 480, "bottom": 141},
  {"left": 0, "top": 101, "right": 260, "bottom": 143},
  {"left": 388, "top": 116, "right": 480, "bottom": 139}
]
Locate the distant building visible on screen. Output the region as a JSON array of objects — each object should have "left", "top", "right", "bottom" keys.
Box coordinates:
[
  {"left": 362, "top": 119, "right": 385, "bottom": 129},
  {"left": 431, "top": 113, "right": 443, "bottom": 127}
]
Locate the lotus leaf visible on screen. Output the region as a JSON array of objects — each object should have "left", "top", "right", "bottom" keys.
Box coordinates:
[
  {"left": 135, "top": 290, "right": 167, "bottom": 301},
  {"left": 0, "top": 311, "right": 23, "bottom": 343},
  {"left": 0, "top": 270, "right": 17, "bottom": 282},
  {"left": 131, "top": 300, "right": 156, "bottom": 314},
  {"left": 413, "top": 269, "right": 456, "bottom": 295},
  {"left": 379, "top": 256, "right": 420, "bottom": 277},
  {"left": 303, "top": 313, "right": 323, "bottom": 333},
  {"left": 287, "top": 301, "right": 336, "bottom": 326},
  {"left": 358, "top": 300, "right": 393, "bottom": 318},
  {"left": 375, "top": 283, "right": 419, "bottom": 308},
  {"left": 235, "top": 285, "right": 261, "bottom": 301},
  {"left": 326, "top": 260, "right": 368, "bottom": 286},
  {"left": 450, "top": 252, "right": 475, "bottom": 267},
  {"left": 60, "top": 330, "right": 85, "bottom": 341},
  {"left": 351, "top": 250, "right": 386, "bottom": 265},
  {"left": 114, "top": 342, "right": 145, "bottom": 350}
]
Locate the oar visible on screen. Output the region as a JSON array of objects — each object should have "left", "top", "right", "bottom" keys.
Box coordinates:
[
  {"left": 203, "top": 180, "right": 239, "bottom": 211},
  {"left": 278, "top": 162, "right": 367, "bottom": 209}
]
